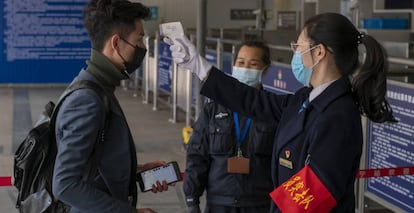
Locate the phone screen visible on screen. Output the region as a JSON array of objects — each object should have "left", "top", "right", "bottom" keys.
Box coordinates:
[{"left": 138, "top": 162, "right": 180, "bottom": 192}]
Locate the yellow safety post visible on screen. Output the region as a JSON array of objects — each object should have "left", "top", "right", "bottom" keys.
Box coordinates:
[{"left": 182, "top": 126, "right": 193, "bottom": 149}]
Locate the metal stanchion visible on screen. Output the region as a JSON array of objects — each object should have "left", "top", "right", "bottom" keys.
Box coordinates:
[
  {"left": 182, "top": 63, "right": 194, "bottom": 147},
  {"left": 169, "top": 63, "right": 178, "bottom": 123},
  {"left": 186, "top": 34, "right": 196, "bottom": 126},
  {"left": 231, "top": 44, "right": 236, "bottom": 73},
  {"left": 357, "top": 117, "right": 368, "bottom": 212},
  {"left": 216, "top": 38, "right": 223, "bottom": 69},
  {"left": 186, "top": 68, "right": 192, "bottom": 127},
  {"left": 153, "top": 33, "right": 159, "bottom": 111},
  {"left": 133, "top": 67, "right": 140, "bottom": 98},
  {"left": 195, "top": 0, "right": 206, "bottom": 120},
  {"left": 121, "top": 79, "right": 128, "bottom": 91},
  {"left": 142, "top": 36, "right": 150, "bottom": 104}
]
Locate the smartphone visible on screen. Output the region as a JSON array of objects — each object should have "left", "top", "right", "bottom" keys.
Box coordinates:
[{"left": 136, "top": 161, "right": 182, "bottom": 192}]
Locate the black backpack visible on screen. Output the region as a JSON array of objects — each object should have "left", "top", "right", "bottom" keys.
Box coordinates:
[{"left": 13, "top": 80, "right": 109, "bottom": 213}]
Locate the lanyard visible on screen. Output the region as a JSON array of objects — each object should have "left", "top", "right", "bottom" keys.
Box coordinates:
[{"left": 233, "top": 112, "right": 252, "bottom": 146}]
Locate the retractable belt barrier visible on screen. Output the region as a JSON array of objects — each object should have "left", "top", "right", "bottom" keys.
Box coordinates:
[
  {"left": 0, "top": 176, "right": 11, "bottom": 187},
  {"left": 356, "top": 166, "right": 414, "bottom": 178},
  {"left": 1, "top": 166, "right": 413, "bottom": 187}
]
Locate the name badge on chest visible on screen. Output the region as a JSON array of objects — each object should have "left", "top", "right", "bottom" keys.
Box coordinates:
[{"left": 227, "top": 156, "right": 250, "bottom": 174}]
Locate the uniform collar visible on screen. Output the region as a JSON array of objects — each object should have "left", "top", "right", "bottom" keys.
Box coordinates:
[
  {"left": 309, "top": 79, "right": 336, "bottom": 102},
  {"left": 85, "top": 48, "right": 127, "bottom": 89},
  {"left": 309, "top": 77, "right": 352, "bottom": 112}
]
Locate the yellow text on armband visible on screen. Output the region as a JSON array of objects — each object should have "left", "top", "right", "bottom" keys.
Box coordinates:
[{"left": 282, "top": 175, "right": 315, "bottom": 210}]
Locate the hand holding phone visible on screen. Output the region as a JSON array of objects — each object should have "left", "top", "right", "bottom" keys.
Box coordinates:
[{"left": 136, "top": 161, "right": 182, "bottom": 192}]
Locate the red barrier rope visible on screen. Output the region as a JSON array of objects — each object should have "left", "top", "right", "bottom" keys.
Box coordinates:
[
  {"left": 0, "top": 176, "right": 11, "bottom": 187},
  {"left": 1, "top": 166, "right": 413, "bottom": 187},
  {"left": 356, "top": 166, "right": 414, "bottom": 178}
]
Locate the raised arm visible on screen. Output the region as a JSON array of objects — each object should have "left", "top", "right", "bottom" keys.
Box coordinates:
[{"left": 168, "top": 35, "right": 290, "bottom": 123}]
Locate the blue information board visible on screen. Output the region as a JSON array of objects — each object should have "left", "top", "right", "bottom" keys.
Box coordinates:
[
  {"left": 205, "top": 49, "right": 232, "bottom": 75},
  {"left": 148, "top": 6, "right": 158, "bottom": 20},
  {"left": 262, "top": 63, "right": 302, "bottom": 95},
  {"left": 222, "top": 52, "right": 232, "bottom": 75},
  {"left": 158, "top": 41, "right": 172, "bottom": 93},
  {"left": 1, "top": 0, "right": 91, "bottom": 83},
  {"left": 367, "top": 80, "right": 414, "bottom": 212},
  {"left": 205, "top": 50, "right": 218, "bottom": 68}
]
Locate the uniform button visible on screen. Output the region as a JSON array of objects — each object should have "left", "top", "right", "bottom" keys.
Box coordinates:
[
  {"left": 216, "top": 128, "right": 220, "bottom": 132},
  {"left": 234, "top": 199, "right": 238, "bottom": 203}
]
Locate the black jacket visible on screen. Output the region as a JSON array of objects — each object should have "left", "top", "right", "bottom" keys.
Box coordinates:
[
  {"left": 200, "top": 68, "right": 363, "bottom": 213},
  {"left": 184, "top": 101, "right": 276, "bottom": 208}
]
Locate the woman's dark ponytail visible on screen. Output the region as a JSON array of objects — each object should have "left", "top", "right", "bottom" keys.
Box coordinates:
[
  {"left": 304, "top": 13, "right": 396, "bottom": 123},
  {"left": 353, "top": 34, "right": 396, "bottom": 123}
]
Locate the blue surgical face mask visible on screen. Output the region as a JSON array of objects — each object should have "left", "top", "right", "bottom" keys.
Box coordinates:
[
  {"left": 291, "top": 46, "right": 318, "bottom": 87},
  {"left": 232, "top": 66, "right": 262, "bottom": 87}
]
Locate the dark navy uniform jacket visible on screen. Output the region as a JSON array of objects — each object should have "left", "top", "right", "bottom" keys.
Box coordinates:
[
  {"left": 184, "top": 101, "right": 276, "bottom": 209},
  {"left": 200, "top": 68, "right": 363, "bottom": 213}
]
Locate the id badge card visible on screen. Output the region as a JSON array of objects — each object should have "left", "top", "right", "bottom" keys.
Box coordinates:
[{"left": 227, "top": 156, "right": 250, "bottom": 174}]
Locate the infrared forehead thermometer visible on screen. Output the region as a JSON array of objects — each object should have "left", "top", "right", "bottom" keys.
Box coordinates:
[{"left": 159, "top": 22, "right": 184, "bottom": 45}]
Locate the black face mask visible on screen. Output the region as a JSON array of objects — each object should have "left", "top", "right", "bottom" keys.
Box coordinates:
[{"left": 118, "top": 37, "right": 147, "bottom": 75}]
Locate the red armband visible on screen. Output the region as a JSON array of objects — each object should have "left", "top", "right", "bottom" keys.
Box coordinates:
[{"left": 269, "top": 165, "right": 337, "bottom": 213}]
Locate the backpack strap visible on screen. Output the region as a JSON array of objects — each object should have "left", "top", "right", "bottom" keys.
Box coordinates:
[
  {"left": 51, "top": 80, "right": 110, "bottom": 138},
  {"left": 54, "top": 80, "right": 109, "bottom": 116},
  {"left": 51, "top": 80, "right": 110, "bottom": 184}
]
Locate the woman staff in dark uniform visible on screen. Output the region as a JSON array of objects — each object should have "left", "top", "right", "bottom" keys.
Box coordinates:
[
  {"left": 168, "top": 13, "right": 396, "bottom": 212},
  {"left": 184, "top": 41, "right": 276, "bottom": 213}
]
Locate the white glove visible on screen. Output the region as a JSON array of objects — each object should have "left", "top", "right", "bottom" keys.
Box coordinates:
[{"left": 164, "top": 36, "right": 212, "bottom": 80}]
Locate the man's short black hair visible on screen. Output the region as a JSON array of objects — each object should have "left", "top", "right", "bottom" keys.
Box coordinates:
[{"left": 83, "top": 0, "right": 150, "bottom": 51}]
